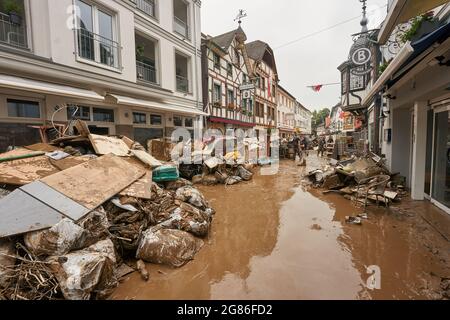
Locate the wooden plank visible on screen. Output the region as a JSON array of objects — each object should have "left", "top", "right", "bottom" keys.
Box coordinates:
[
  {"left": 119, "top": 171, "right": 153, "bottom": 200},
  {"left": 0, "top": 148, "right": 60, "bottom": 186},
  {"left": 74, "top": 120, "right": 91, "bottom": 137},
  {"left": 24, "top": 143, "right": 61, "bottom": 152},
  {"left": 0, "top": 189, "right": 66, "bottom": 237},
  {"left": 41, "top": 154, "right": 145, "bottom": 210},
  {"left": 130, "top": 149, "right": 162, "bottom": 168},
  {"left": 49, "top": 156, "right": 92, "bottom": 171},
  {"left": 88, "top": 134, "right": 130, "bottom": 157}
]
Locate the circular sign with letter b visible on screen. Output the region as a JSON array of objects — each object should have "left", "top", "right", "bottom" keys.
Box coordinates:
[{"left": 352, "top": 48, "right": 372, "bottom": 66}]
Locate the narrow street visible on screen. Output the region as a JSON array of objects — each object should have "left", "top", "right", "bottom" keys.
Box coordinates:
[{"left": 112, "top": 156, "right": 450, "bottom": 300}]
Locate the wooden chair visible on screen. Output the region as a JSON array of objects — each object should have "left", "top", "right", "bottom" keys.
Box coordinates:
[{"left": 355, "top": 174, "right": 391, "bottom": 210}]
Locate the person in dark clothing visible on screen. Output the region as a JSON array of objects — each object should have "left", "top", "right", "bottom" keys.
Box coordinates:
[
  {"left": 292, "top": 135, "right": 302, "bottom": 160},
  {"left": 318, "top": 137, "right": 325, "bottom": 157}
]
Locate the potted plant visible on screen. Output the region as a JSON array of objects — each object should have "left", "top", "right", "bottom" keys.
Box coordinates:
[
  {"left": 4, "top": 0, "right": 23, "bottom": 25},
  {"left": 136, "top": 44, "right": 145, "bottom": 62}
]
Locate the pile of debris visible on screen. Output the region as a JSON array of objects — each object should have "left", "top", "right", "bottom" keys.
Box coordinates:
[
  {"left": 303, "top": 153, "right": 408, "bottom": 221},
  {"left": 0, "top": 121, "right": 215, "bottom": 300}
]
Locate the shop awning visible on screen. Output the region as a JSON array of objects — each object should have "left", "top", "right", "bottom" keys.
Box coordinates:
[
  {"left": 363, "top": 21, "right": 450, "bottom": 107},
  {"left": 208, "top": 116, "right": 255, "bottom": 127},
  {"left": 0, "top": 74, "right": 105, "bottom": 101},
  {"left": 378, "top": 0, "right": 448, "bottom": 44},
  {"left": 109, "top": 94, "right": 208, "bottom": 116}
]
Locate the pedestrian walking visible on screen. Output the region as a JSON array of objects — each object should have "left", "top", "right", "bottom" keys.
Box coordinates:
[{"left": 318, "top": 137, "right": 325, "bottom": 157}]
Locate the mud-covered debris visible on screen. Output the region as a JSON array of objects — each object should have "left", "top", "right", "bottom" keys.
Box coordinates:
[
  {"left": 175, "top": 186, "right": 209, "bottom": 209},
  {"left": 136, "top": 228, "right": 203, "bottom": 268},
  {"left": 165, "top": 178, "right": 192, "bottom": 190},
  {"left": 345, "top": 216, "right": 362, "bottom": 225},
  {"left": 47, "top": 239, "right": 117, "bottom": 300},
  {"left": 202, "top": 175, "right": 218, "bottom": 186},
  {"left": 0, "top": 239, "right": 15, "bottom": 288},
  {"left": 237, "top": 165, "right": 253, "bottom": 181},
  {"left": 24, "top": 218, "right": 85, "bottom": 257},
  {"left": 225, "top": 176, "right": 242, "bottom": 185},
  {"left": 136, "top": 259, "right": 149, "bottom": 281}
]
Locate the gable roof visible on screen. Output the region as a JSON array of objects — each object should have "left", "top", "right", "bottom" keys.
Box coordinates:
[
  {"left": 209, "top": 27, "right": 247, "bottom": 52},
  {"left": 245, "top": 40, "right": 279, "bottom": 81}
]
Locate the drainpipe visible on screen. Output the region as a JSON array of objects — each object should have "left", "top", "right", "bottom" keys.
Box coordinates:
[{"left": 192, "top": 0, "right": 201, "bottom": 136}]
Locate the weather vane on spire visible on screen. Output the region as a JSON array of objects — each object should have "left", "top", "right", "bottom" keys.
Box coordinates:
[
  {"left": 359, "top": 0, "right": 368, "bottom": 33},
  {"left": 234, "top": 9, "right": 247, "bottom": 26}
]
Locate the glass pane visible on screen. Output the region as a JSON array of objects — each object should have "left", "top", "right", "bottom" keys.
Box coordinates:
[
  {"left": 133, "top": 112, "right": 147, "bottom": 124},
  {"left": 173, "top": 116, "right": 182, "bottom": 127},
  {"left": 76, "top": 0, "right": 92, "bottom": 31},
  {"left": 425, "top": 110, "right": 433, "bottom": 195},
  {"left": 67, "top": 105, "right": 90, "bottom": 120},
  {"left": 432, "top": 110, "right": 450, "bottom": 209},
  {"left": 150, "top": 114, "right": 162, "bottom": 126},
  {"left": 7, "top": 99, "right": 40, "bottom": 118},
  {"left": 93, "top": 108, "right": 114, "bottom": 122},
  {"left": 98, "top": 10, "right": 112, "bottom": 40},
  {"left": 184, "top": 117, "right": 193, "bottom": 128}
]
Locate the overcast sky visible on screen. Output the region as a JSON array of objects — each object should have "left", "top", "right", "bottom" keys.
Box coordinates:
[{"left": 201, "top": 0, "right": 388, "bottom": 112}]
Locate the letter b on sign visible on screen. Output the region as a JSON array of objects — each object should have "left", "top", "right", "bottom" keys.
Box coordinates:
[{"left": 352, "top": 48, "right": 371, "bottom": 65}]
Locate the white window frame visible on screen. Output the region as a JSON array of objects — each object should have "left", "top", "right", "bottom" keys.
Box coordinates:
[
  {"left": 174, "top": 50, "right": 192, "bottom": 94},
  {"left": 172, "top": 0, "right": 191, "bottom": 40},
  {"left": 74, "top": 0, "right": 121, "bottom": 71}
]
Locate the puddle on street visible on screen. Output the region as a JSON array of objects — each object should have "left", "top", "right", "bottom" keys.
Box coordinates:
[{"left": 111, "top": 156, "right": 449, "bottom": 300}]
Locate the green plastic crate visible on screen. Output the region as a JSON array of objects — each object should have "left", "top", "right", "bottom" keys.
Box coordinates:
[{"left": 152, "top": 165, "right": 179, "bottom": 183}]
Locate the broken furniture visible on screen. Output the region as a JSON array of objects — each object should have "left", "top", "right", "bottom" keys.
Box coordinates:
[{"left": 355, "top": 174, "right": 391, "bottom": 210}]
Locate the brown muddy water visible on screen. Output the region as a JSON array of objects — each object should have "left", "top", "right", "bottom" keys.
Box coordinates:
[{"left": 111, "top": 156, "right": 450, "bottom": 300}]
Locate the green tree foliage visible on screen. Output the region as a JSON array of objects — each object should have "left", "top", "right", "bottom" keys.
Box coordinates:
[{"left": 312, "top": 108, "right": 331, "bottom": 130}]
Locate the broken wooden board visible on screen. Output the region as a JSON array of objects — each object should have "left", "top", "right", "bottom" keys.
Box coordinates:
[
  {"left": 131, "top": 149, "right": 162, "bottom": 168},
  {"left": 89, "top": 134, "right": 130, "bottom": 157},
  {"left": 24, "top": 143, "right": 61, "bottom": 152},
  {"left": 41, "top": 154, "right": 145, "bottom": 210},
  {"left": 74, "top": 119, "right": 91, "bottom": 137},
  {"left": 0, "top": 148, "right": 60, "bottom": 185},
  {"left": 49, "top": 155, "right": 93, "bottom": 171},
  {"left": 119, "top": 171, "right": 153, "bottom": 200},
  {"left": 384, "top": 191, "right": 398, "bottom": 200}
]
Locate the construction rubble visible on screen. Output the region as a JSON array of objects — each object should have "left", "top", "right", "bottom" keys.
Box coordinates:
[
  {"left": 302, "top": 153, "right": 408, "bottom": 219},
  {"left": 0, "top": 121, "right": 223, "bottom": 301}
]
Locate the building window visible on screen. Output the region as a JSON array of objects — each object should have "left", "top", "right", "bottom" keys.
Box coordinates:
[
  {"left": 133, "top": 112, "right": 147, "bottom": 124},
  {"left": 7, "top": 99, "right": 40, "bottom": 118},
  {"left": 150, "top": 114, "right": 162, "bottom": 126},
  {"left": 184, "top": 117, "right": 193, "bottom": 128},
  {"left": 0, "top": 0, "right": 28, "bottom": 49},
  {"left": 173, "top": 115, "right": 183, "bottom": 127},
  {"left": 173, "top": 0, "right": 189, "bottom": 39},
  {"left": 136, "top": 0, "right": 156, "bottom": 18},
  {"left": 227, "top": 89, "right": 234, "bottom": 106},
  {"left": 175, "top": 52, "right": 190, "bottom": 93},
  {"left": 213, "top": 83, "right": 221, "bottom": 104},
  {"left": 93, "top": 107, "right": 114, "bottom": 122},
  {"left": 227, "top": 63, "right": 233, "bottom": 77},
  {"left": 67, "top": 105, "right": 91, "bottom": 120},
  {"left": 135, "top": 33, "right": 158, "bottom": 84},
  {"left": 75, "top": 0, "right": 120, "bottom": 69},
  {"left": 213, "top": 53, "right": 220, "bottom": 69}
]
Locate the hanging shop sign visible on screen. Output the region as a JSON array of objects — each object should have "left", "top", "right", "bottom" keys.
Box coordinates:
[{"left": 352, "top": 48, "right": 371, "bottom": 65}]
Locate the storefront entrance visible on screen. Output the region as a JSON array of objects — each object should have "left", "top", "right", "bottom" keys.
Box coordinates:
[{"left": 430, "top": 104, "right": 450, "bottom": 213}]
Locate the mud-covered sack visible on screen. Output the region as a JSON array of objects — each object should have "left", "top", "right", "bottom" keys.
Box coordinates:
[
  {"left": 0, "top": 239, "right": 15, "bottom": 288},
  {"left": 161, "top": 202, "right": 211, "bottom": 237},
  {"left": 165, "top": 178, "right": 192, "bottom": 190},
  {"left": 24, "top": 219, "right": 85, "bottom": 257},
  {"left": 47, "top": 239, "right": 117, "bottom": 300},
  {"left": 175, "top": 186, "right": 209, "bottom": 209},
  {"left": 77, "top": 208, "right": 110, "bottom": 248},
  {"left": 225, "top": 176, "right": 242, "bottom": 185},
  {"left": 136, "top": 228, "right": 203, "bottom": 268},
  {"left": 237, "top": 165, "right": 253, "bottom": 181}
]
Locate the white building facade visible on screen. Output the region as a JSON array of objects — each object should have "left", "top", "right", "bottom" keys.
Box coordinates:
[{"left": 0, "top": 0, "right": 205, "bottom": 151}]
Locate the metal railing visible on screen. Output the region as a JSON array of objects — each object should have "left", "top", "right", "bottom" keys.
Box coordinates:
[
  {"left": 174, "top": 16, "right": 189, "bottom": 39},
  {"left": 136, "top": 0, "right": 155, "bottom": 17},
  {"left": 0, "top": 12, "right": 27, "bottom": 49},
  {"left": 176, "top": 75, "right": 189, "bottom": 93},
  {"left": 76, "top": 28, "right": 120, "bottom": 69},
  {"left": 136, "top": 60, "right": 157, "bottom": 84}
]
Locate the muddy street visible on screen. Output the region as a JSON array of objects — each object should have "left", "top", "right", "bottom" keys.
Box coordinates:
[{"left": 111, "top": 155, "right": 450, "bottom": 300}]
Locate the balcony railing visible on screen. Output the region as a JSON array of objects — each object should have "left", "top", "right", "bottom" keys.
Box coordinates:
[
  {"left": 174, "top": 16, "right": 189, "bottom": 39},
  {"left": 136, "top": 0, "right": 155, "bottom": 17},
  {"left": 0, "top": 12, "right": 27, "bottom": 49},
  {"left": 176, "top": 75, "right": 189, "bottom": 93},
  {"left": 76, "top": 28, "right": 120, "bottom": 69},
  {"left": 136, "top": 60, "right": 157, "bottom": 84}
]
